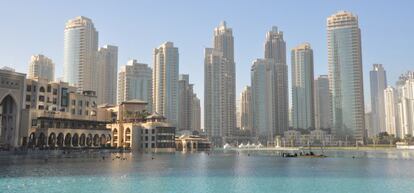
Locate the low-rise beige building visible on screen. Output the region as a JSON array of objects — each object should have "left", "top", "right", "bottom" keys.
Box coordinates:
[{"left": 103, "top": 100, "right": 176, "bottom": 152}]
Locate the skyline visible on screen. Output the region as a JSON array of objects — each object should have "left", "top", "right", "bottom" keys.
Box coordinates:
[{"left": 1, "top": 1, "right": 414, "bottom": 113}]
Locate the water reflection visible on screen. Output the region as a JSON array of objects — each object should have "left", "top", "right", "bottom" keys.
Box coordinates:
[{"left": 1, "top": 150, "right": 414, "bottom": 193}]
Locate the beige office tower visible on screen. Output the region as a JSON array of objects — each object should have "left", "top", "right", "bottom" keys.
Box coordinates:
[
  {"left": 204, "top": 21, "right": 236, "bottom": 145},
  {"left": 327, "top": 11, "right": 365, "bottom": 143},
  {"left": 152, "top": 42, "right": 179, "bottom": 124},
  {"left": 384, "top": 86, "right": 400, "bottom": 137},
  {"left": 264, "top": 26, "right": 288, "bottom": 135},
  {"left": 240, "top": 86, "right": 253, "bottom": 131},
  {"left": 191, "top": 94, "right": 201, "bottom": 131},
  {"left": 63, "top": 16, "right": 99, "bottom": 92},
  {"left": 178, "top": 74, "right": 194, "bottom": 131},
  {"left": 28, "top": 54, "right": 55, "bottom": 81},
  {"left": 118, "top": 59, "right": 152, "bottom": 112},
  {"left": 97, "top": 45, "right": 118, "bottom": 105},
  {"left": 395, "top": 72, "right": 414, "bottom": 138}
]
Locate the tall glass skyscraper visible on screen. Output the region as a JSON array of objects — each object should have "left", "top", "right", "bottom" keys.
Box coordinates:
[
  {"left": 63, "top": 16, "right": 98, "bottom": 92},
  {"left": 327, "top": 11, "right": 365, "bottom": 143},
  {"left": 314, "top": 75, "right": 331, "bottom": 130},
  {"left": 369, "top": 64, "right": 387, "bottom": 137},
  {"left": 291, "top": 43, "right": 314, "bottom": 130},
  {"left": 153, "top": 42, "right": 179, "bottom": 124}
]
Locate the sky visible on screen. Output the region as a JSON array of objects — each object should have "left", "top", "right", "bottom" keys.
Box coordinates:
[{"left": 1, "top": 0, "right": 413, "bottom": 115}]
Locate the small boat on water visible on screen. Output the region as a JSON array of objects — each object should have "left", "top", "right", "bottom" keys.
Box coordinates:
[{"left": 396, "top": 142, "right": 414, "bottom": 150}]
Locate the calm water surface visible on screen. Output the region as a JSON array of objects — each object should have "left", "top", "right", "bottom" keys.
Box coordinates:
[{"left": 1, "top": 150, "right": 414, "bottom": 193}]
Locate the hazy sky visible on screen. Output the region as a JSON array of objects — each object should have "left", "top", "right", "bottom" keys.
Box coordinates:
[{"left": 1, "top": 0, "right": 413, "bottom": 113}]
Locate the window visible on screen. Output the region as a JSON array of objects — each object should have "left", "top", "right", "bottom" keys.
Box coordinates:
[
  {"left": 72, "top": 100, "right": 76, "bottom": 106},
  {"left": 78, "top": 100, "right": 83, "bottom": 107},
  {"left": 145, "top": 136, "right": 148, "bottom": 141},
  {"left": 31, "top": 119, "right": 37, "bottom": 126},
  {"left": 26, "top": 95, "right": 31, "bottom": 102},
  {"left": 145, "top": 129, "right": 148, "bottom": 134},
  {"left": 86, "top": 101, "right": 89, "bottom": 107},
  {"left": 26, "top": 105, "right": 30, "bottom": 109},
  {"left": 47, "top": 85, "right": 51, "bottom": 92},
  {"left": 152, "top": 129, "right": 155, "bottom": 134},
  {"left": 26, "top": 85, "right": 31, "bottom": 92},
  {"left": 71, "top": 109, "right": 75, "bottom": 115},
  {"left": 85, "top": 110, "right": 88, "bottom": 116},
  {"left": 39, "top": 87, "right": 45, "bottom": 92},
  {"left": 53, "top": 98, "right": 57, "bottom": 104},
  {"left": 78, "top": 109, "right": 82, "bottom": 115},
  {"left": 53, "top": 89, "right": 58, "bottom": 95},
  {"left": 151, "top": 143, "right": 155, "bottom": 148},
  {"left": 38, "top": 105, "right": 44, "bottom": 110},
  {"left": 151, "top": 136, "right": 155, "bottom": 141},
  {"left": 39, "top": 96, "right": 45, "bottom": 102},
  {"left": 145, "top": 143, "right": 148, "bottom": 148}
]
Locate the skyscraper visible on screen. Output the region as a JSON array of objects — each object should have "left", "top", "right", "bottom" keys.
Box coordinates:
[
  {"left": 314, "top": 75, "right": 331, "bottom": 130},
  {"left": 191, "top": 94, "right": 201, "bottom": 131},
  {"left": 384, "top": 86, "right": 399, "bottom": 137},
  {"left": 327, "top": 11, "right": 365, "bottom": 143},
  {"left": 369, "top": 64, "right": 387, "bottom": 137},
  {"left": 204, "top": 22, "right": 236, "bottom": 144},
  {"left": 28, "top": 54, "right": 55, "bottom": 81},
  {"left": 251, "top": 58, "right": 276, "bottom": 143},
  {"left": 153, "top": 42, "right": 179, "bottom": 124},
  {"left": 264, "top": 26, "right": 289, "bottom": 135},
  {"left": 63, "top": 16, "right": 98, "bottom": 92},
  {"left": 291, "top": 43, "right": 314, "bottom": 130},
  {"left": 97, "top": 45, "right": 118, "bottom": 105},
  {"left": 178, "top": 74, "right": 194, "bottom": 131},
  {"left": 117, "top": 59, "right": 152, "bottom": 111},
  {"left": 395, "top": 72, "right": 414, "bottom": 138},
  {"left": 240, "top": 86, "right": 253, "bottom": 131}
]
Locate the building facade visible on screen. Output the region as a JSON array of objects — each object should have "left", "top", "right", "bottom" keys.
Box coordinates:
[
  {"left": 384, "top": 86, "right": 400, "bottom": 137},
  {"left": 152, "top": 42, "right": 179, "bottom": 125},
  {"left": 264, "top": 26, "right": 289, "bottom": 136},
  {"left": 117, "top": 59, "right": 152, "bottom": 111},
  {"left": 178, "top": 74, "right": 193, "bottom": 131},
  {"left": 327, "top": 11, "right": 365, "bottom": 143},
  {"left": 97, "top": 45, "right": 118, "bottom": 105},
  {"left": 314, "top": 75, "right": 331, "bottom": 130},
  {"left": 251, "top": 59, "right": 277, "bottom": 144},
  {"left": 0, "top": 69, "right": 26, "bottom": 147},
  {"left": 369, "top": 64, "right": 387, "bottom": 137},
  {"left": 396, "top": 72, "right": 414, "bottom": 138},
  {"left": 103, "top": 101, "right": 175, "bottom": 152},
  {"left": 28, "top": 54, "right": 55, "bottom": 81},
  {"left": 63, "top": 16, "right": 99, "bottom": 92},
  {"left": 191, "top": 94, "right": 201, "bottom": 131},
  {"left": 291, "top": 43, "right": 314, "bottom": 130},
  {"left": 23, "top": 78, "right": 111, "bottom": 148},
  {"left": 204, "top": 21, "right": 236, "bottom": 145},
  {"left": 240, "top": 86, "right": 253, "bottom": 131}
]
